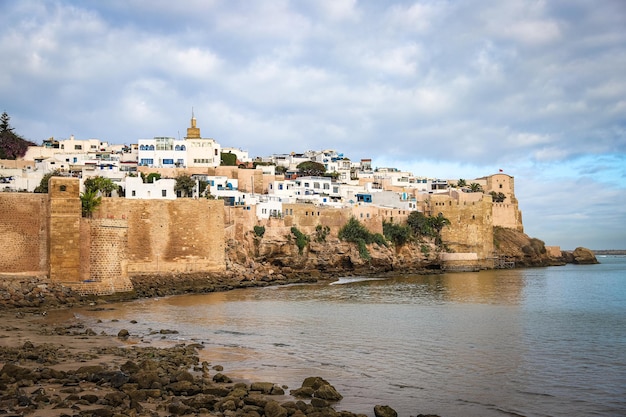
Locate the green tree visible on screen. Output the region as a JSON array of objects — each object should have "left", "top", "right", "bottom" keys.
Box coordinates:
[
  {"left": 80, "top": 189, "right": 102, "bottom": 218},
  {"left": 469, "top": 183, "right": 483, "bottom": 193},
  {"left": 291, "top": 227, "right": 310, "bottom": 255},
  {"left": 457, "top": 178, "right": 467, "bottom": 187},
  {"left": 143, "top": 172, "right": 161, "bottom": 183},
  {"left": 407, "top": 211, "right": 432, "bottom": 237},
  {"left": 33, "top": 170, "right": 63, "bottom": 193},
  {"left": 296, "top": 161, "right": 326, "bottom": 177},
  {"left": 490, "top": 191, "right": 506, "bottom": 203},
  {"left": 175, "top": 174, "right": 196, "bottom": 197},
  {"left": 84, "top": 176, "right": 116, "bottom": 197},
  {"left": 428, "top": 213, "right": 451, "bottom": 246},
  {"left": 383, "top": 221, "right": 411, "bottom": 247},
  {"left": 0, "top": 111, "right": 36, "bottom": 160},
  {"left": 338, "top": 217, "right": 386, "bottom": 260},
  {"left": 220, "top": 152, "right": 237, "bottom": 166}
]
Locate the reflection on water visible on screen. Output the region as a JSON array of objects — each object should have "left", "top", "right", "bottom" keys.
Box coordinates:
[{"left": 63, "top": 260, "right": 626, "bottom": 417}]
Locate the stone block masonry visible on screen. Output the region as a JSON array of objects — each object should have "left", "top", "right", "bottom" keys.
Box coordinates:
[
  {"left": 1, "top": 177, "right": 225, "bottom": 297},
  {"left": 0, "top": 193, "right": 48, "bottom": 274}
]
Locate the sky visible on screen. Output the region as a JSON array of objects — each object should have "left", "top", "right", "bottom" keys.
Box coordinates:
[{"left": 1, "top": 0, "right": 625, "bottom": 250}]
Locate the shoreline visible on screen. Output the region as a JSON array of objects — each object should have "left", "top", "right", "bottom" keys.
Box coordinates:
[{"left": 1, "top": 290, "right": 440, "bottom": 417}]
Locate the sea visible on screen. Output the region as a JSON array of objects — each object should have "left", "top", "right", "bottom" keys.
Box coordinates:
[{"left": 67, "top": 256, "right": 626, "bottom": 417}]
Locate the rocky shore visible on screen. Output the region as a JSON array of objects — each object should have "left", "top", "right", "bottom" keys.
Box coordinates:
[{"left": 0, "top": 309, "right": 439, "bottom": 417}]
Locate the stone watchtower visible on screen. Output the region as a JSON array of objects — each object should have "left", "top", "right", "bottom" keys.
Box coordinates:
[{"left": 48, "top": 177, "right": 82, "bottom": 283}]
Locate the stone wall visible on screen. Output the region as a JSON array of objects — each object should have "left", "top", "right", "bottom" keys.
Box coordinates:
[
  {"left": 0, "top": 193, "right": 48, "bottom": 274},
  {"left": 94, "top": 198, "right": 226, "bottom": 274},
  {"left": 48, "top": 177, "right": 82, "bottom": 283},
  {"left": 424, "top": 194, "right": 495, "bottom": 261}
]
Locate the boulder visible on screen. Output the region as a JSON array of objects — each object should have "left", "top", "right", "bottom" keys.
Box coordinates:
[
  {"left": 374, "top": 405, "right": 398, "bottom": 417},
  {"left": 290, "top": 376, "right": 343, "bottom": 401},
  {"left": 265, "top": 400, "right": 289, "bottom": 417},
  {"left": 572, "top": 247, "right": 599, "bottom": 264}
]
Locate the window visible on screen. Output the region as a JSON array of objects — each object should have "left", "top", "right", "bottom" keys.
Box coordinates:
[
  {"left": 314, "top": 183, "right": 320, "bottom": 189},
  {"left": 140, "top": 158, "right": 154, "bottom": 166},
  {"left": 59, "top": 185, "right": 66, "bottom": 191},
  {"left": 499, "top": 184, "right": 503, "bottom": 189},
  {"left": 74, "top": 145, "right": 82, "bottom": 150},
  {"left": 163, "top": 159, "right": 174, "bottom": 165},
  {"left": 132, "top": 190, "right": 136, "bottom": 196},
  {"left": 162, "top": 190, "right": 167, "bottom": 197}
]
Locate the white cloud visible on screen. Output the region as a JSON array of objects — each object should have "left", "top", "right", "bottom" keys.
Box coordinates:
[{"left": 2, "top": 0, "right": 625, "bottom": 249}]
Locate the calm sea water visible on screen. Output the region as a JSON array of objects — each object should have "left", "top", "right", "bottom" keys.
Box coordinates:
[{"left": 71, "top": 256, "right": 626, "bottom": 417}]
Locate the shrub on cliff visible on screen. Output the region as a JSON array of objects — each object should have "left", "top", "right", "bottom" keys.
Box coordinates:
[
  {"left": 253, "top": 225, "right": 265, "bottom": 238},
  {"left": 339, "top": 217, "right": 387, "bottom": 259},
  {"left": 383, "top": 221, "right": 411, "bottom": 247},
  {"left": 291, "top": 226, "right": 309, "bottom": 255}
]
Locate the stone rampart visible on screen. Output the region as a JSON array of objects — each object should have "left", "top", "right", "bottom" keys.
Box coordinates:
[
  {"left": 94, "top": 198, "right": 225, "bottom": 275},
  {"left": 0, "top": 193, "right": 48, "bottom": 274}
]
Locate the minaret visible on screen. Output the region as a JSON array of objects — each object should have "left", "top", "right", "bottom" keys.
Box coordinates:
[{"left": 186, "top": 108, "right": 201, "bottom": 139}]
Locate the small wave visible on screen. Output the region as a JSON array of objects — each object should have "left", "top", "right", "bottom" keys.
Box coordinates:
[
  {"left": 330, "top": 277, "right": 385, "bottom": 285},
  {"left": 517, "top": 390, "right": 555, "bottom": 398},
  {"left": 389, "top": 383, "right": 424, "bottom": 390},
  {"left": 214, "top": 330, "right": 251, "bottom": 336}
]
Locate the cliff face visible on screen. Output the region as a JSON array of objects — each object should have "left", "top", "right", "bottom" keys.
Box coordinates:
[
  {"left": 224, "top": 231, "right": 442, "bottom": 280},
  {"left": 494, "top": 227, "right": 584, "bottom": 267}
]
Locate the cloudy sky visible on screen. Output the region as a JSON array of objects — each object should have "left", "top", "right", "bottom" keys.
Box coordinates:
[{"left": 2, "top": 0, "right": 625, "bottom": 250}]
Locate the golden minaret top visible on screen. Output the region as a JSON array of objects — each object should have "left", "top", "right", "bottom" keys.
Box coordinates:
[{"left": 186, "top": 109, "right": 201, "bottom": 139}]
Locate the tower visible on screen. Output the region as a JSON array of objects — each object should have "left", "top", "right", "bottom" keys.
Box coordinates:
[{"left": 186, "top": 109, "right": 201, "bottom": 139}]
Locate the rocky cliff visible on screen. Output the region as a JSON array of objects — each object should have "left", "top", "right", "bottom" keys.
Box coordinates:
[
  {"left": 224, "top": 231, "right": 442, "bottom": 281},
  {"left": 493, "top": 227, "right": 598, "bottom": 267}
]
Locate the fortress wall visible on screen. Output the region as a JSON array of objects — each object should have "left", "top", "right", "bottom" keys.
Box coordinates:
[
  {"left": 86, "top": 218, "right": 133, "bottom": 293},
  {"left": 48, "top": 178, "right": 82, "bottom": 283},
  {"left": 432, "top": 197, "right": 495, "bottom": 260},
  {"left": 0, "top": 193, "right": 48, "bottom": 274},
  {"left": 285, "top": 204, "right": 353, "bottom": 233},
  {"left": 95, "top": 198, "right": 225, "bottom": 274},
  {"left": 492, "top": 203, "right": 523, "bottom": 231}
]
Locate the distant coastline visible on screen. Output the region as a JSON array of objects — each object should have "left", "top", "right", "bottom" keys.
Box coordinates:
[{"left": 593, "top": 250, "right": 626, "bottom": 255}]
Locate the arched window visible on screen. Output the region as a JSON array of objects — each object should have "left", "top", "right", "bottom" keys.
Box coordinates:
[
  {"left": 140, "top": 145, "right": 146, "bottom": 150},
  {"left": 175, "top": 145, "right": 180, "bottom": 151},
  {"left": 149, "top": 145, "right": 155, "bottom": 150},
  {"left": 181, "top": 145, "right": 186, "bottom": 151}
]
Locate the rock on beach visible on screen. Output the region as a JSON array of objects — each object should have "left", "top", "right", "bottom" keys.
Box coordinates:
[{"left": 0, "top": 312, "right": 442, "bottom": 417}]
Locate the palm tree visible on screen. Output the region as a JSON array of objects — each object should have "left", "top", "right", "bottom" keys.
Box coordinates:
[
  {"left": 457, "top": 178, "right": 467, "bottom": 187},
  {"left": 80, "top": 189, "right": 102, "bottom": 218},
  {"left": 428, "top": 213, "right": 451, "bottom": 246},
  {"left": 469, "top": 182, "right": 483, "bottom": 193}
]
